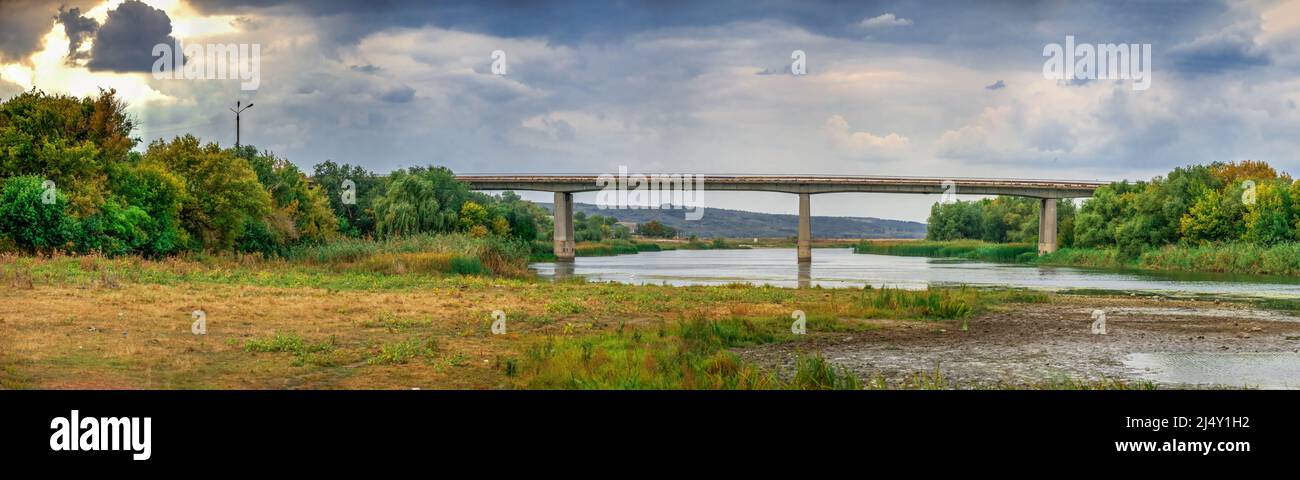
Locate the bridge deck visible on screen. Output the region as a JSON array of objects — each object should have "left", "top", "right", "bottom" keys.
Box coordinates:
[{"left": 457, "top": 174, "right": 1106, "bottom": 198}]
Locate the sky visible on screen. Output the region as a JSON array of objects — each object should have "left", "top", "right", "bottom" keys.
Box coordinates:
[{"left": 1, "top": 0, "right": 1298, "bottom": 221}]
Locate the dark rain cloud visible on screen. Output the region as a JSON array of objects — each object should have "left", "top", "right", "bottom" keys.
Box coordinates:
[
  {"left": 87, "top": 0, "right": 181, "bottom": 73},
  {"left": 56, "top": 6, "right": 100, "bottom": 62},
  {"left": 376, "top": 85, "right": 415, "bottom": 103},
  {"left": 0, "top": 0, "right": 97, "bottom": 63},
  {"left": 1168, "top": 23, "right": 1272, "bottom": 74}
]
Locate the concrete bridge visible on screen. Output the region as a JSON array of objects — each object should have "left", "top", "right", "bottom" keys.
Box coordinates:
[{"left": 457, "top": 174, "right": 1106, "bottom": 263}]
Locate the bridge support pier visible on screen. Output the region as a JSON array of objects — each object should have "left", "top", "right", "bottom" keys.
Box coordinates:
[
  {"left": 1038, "top": 198, "right": 1057, "bottom": 255},
  {"left": 554, "top": 192, "right": 575, "bottom": 262},
  {"left": 798, "top": 193, "right": 811, "bottom": 263}
]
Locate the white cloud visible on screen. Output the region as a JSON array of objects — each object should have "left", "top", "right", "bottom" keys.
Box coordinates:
[
  {"left": 823, "top": 114, "right": 910, "bottom": 157},
  {"left": 859, "top": 13, "right": 913, "bottom": 29}
]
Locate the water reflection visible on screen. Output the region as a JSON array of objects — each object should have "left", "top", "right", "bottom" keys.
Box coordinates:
[
  {"left": 530, "top": 247, "right": 1300, "bottom": 297},
  {"left": 551, "top": 261, "right": 575, "bottom": 280}
]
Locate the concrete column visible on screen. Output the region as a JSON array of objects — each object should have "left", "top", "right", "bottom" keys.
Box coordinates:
[
  {"left": 798, "top": 193, "right": 812, "bottom": 263},
  {"left": 1038, "top": 198, "right": 1057, "bottom": 255},
  {"left": 553, "top": 192, "right": 575, "bottom": 261}
]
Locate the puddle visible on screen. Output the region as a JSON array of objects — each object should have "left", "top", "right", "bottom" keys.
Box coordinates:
[
  {"left": 1124, "top": 353, "right": 1300, "bottom": 389},
  {"left": 1086, "top": 307, "right": 1300, "bottom": 322}
]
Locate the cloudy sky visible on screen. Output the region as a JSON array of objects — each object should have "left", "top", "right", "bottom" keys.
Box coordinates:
[{"left": 2, "top": 0, "right": 1298, "bottom": 221}]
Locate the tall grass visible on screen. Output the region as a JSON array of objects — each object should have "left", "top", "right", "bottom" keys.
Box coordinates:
[
  {"left": 855, "top": 240, "right": 1036, "bottom": 262},
  {"left": 1039, "top": 242, "right": 1300, "bottom": 276},
  {"left": 284, "top": 233, "right": 529, "bottom": 276},
  {"left": 516, "top": 315, "right": 858, "bottom": 390},
  {"left": 1034, "top": 247, "right": 1129, "bottom": 269},
  {"left": 529, "top": 239, "right": 663, "bottom": 261},
  {"left": 790, "top": 355, "right": 862, "bottom": 390},
  {"left": 860, "top": 288, "right": 974, "bottom": 319},
  {"left": 1138, "top": 242, "right": 1300, "bottom": 276}
]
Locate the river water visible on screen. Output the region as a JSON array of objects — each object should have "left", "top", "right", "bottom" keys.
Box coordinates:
[{"left": 532, "top": 247, "right": 1300, "bottom": 298}]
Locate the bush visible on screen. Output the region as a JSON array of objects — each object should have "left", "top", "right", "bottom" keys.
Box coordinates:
[{"left": 0, "top": 176, "right": 74, "bottom": 253}]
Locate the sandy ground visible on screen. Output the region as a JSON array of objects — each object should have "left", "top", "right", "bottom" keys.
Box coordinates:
[{"left": 738, "top": 295, "right": 1300, "bottom": 388}]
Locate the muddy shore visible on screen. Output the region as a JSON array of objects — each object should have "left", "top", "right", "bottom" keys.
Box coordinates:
[{"left": 739, "top": 295, "right": 1300, "bottom": 389}]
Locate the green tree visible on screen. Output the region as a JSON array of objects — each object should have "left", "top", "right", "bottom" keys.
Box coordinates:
[
  {"left": 0, "top": 89, "right": 136, "bottom": 218},
  {"left": 311, "top": 160, "right": 381, "bottom": 237},
  {"left": 636, "top": 220, "right": 677, "bottom": 238},
  {"left": 107, "top": 159, "right": 189, "bottom": 256},
  {"left": 372, "top": 167, "right": 473, "bottom": 237},
  {"left": 143, "top": 135, "right": 271, "bottom": 251},
  {"left": 1180, "top": 187, "right": 1246, "bottom": 245},
  {"left": 0, "top": 176, "right": 74, "bottom": 253},
  {"left": 1243, "top": 180, "right": 1292, "bottom": 245}
]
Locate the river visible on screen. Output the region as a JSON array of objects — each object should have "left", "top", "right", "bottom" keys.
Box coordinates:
[{"left": 531, "top": 247, "right": 1300, "bottom": 298}]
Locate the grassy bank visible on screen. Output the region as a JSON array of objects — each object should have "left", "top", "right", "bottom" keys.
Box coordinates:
[
  {"left": 286, "top": 233, "right": 532, "bottom": 276},
  {"left": 859, "top": 238, "right": 1300, "bottom": 277},
  {"left": 528, "top": 237, "right": 751, "bottom": 261},
  {"left": 854, "top": 240, "right": 1037, "bottom": 262},
  {"left": 1040, "top": 242, "right": 1300, "bottom": 276},
  {"left": 0, "top": 242, "right": 1062, "bottom": 389}
]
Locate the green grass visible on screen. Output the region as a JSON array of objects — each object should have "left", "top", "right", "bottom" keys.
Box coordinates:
[
  {"left": 514, "top": 315, "right": 860, "bottom": 390},
  {"left": 1137, "top": 242, "right": 1300, "bottom": 276},
  {"left": 507, "top": 292, "right": 1057, "bottom": 390},
  {"left": 1034, "top": 247, "right": 1130, "bottom": 269},
  {"left": 790, "top": 355, "right": 862, "bottom": 390},
  {"left": 852, "top": 286, "right": 1044, "bottom": 320},
  {"left": 864, "top": 239, "right": 1300, "bottom": 277},
  {"left": 529, "top": 239, "right": 663, "bottom": 261},
  {"left": 243, "top": 333, "right": 339, "bottom": 367},
  {"left": 1039, "top": 242, "right": 1300, "bottom": 276},
  {"left": 855, "top": 240, "right": 1036, "bottom": 262},
  {"left": 369, "top": 336, "right": 439, "bottom": 365}
]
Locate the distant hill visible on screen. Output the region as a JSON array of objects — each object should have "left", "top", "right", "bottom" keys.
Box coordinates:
[{"left": 539, "top": 203, "right": 926, "bottom": 239}]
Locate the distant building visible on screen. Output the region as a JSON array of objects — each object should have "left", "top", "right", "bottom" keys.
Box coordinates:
[{"left": 616, "top": 221, "right": 638, "bottom": 231}]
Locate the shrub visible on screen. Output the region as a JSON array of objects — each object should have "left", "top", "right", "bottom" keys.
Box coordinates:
[{"left": 0, "top": 176, "right": 74, "bottom": 253}]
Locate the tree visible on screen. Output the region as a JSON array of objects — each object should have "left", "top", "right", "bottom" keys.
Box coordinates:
[
  {"left": 637, "top": 220, "right": 677, "bottom": 238},
  {"left": 1212, "top": 160, "right": 1282, "bottom": 185},
  {"left": 311, "top": 160, "right": 381, "bottom": 237},
  {"left": 107, "top": 159, "right": 189, "bottom": 256},
  {"left": 1179, "top": 187, "right": 1246, "bottom": 245},
  {"left": 0, "top": 176, "right": 74, "bottom": 253},
  {"left": 1243, "top": 180, "right": 1292, "bottom": 245},
  {"left": 143, "top": 135, "right": 271, "bottom": 250},
  {"left": 237, "top": 147, "right": 338, "bottom": 246},
  {"left": 0, "top": 89, "right": 137, "bottom": 218},
  {"left": 372, "top": 167, "right": 476, "bottom": 238},
  {"left": 72, "top": 198, "right": 151, "bottom": 256}
]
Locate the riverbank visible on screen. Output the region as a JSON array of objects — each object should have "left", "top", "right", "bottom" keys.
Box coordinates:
[
  {"left": 0, "top": 248, "right": 1188, "bottom": 390},
  {"left": 854, "top": 239, "right": 1037, "bottom": 262},
  {"left": 527, "top": 237, "right": 757, "bottom": 262},
  {"left": 856, "top": 239, "right": 1300, "bottom": 278},
  {"left": 740, "top": 293, "right": 1300, "bottom": 389},
  {"left": 1039, "top": 243, "right": 1300, "bottom": 277}
]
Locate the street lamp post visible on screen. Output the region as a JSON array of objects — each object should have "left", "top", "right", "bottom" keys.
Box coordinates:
[{"left": 230, "top": 101, "right": 254, "bottom": 148}]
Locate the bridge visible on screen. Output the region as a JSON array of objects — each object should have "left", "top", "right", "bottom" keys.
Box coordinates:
[{"left": 457, "top": 174, "right": 1107, "bottom": 263}]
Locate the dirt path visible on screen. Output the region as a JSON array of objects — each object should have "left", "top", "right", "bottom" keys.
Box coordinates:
[{"left": 738, "top": 295, "right": 1300, "bottom": 389}]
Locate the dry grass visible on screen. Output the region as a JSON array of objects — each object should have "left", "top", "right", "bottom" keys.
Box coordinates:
[
  {"left": 0, "top": 251, "right": 1045, "bottom": 390},
  {"left": 0, "top": 254, "right": 805, "bottom": 389}
]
